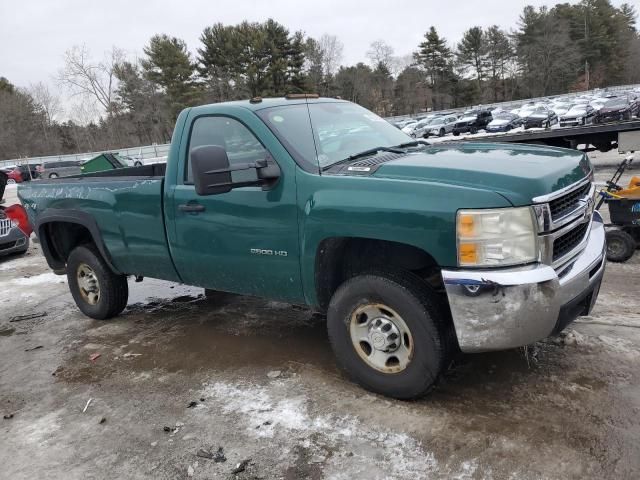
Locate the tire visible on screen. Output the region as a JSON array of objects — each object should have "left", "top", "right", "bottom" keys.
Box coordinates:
[
  {"left": 545, "top": 120, "right": 550, "bottom": 129},
  {"left": 134, "top": 161, "right": 143, "bottom": 167},
  {"left": 49, "top": 173, "right": 58, "bottom": 178},
  {"left": 452, "top": 130, "right": 460, "bottom": 136},
  {"left": 438, "top": 128, "right": 445, "bottom": 137},
  {"left": 67, "top": 244, "right": 129, "bottom": 319},
  {"left": 470, "top": 126, "right": 478, "bottom": 134},
  {"left": 606, "top": 230, "right": 636, "bottom": 263},
  {"left": 327, "top": 270, "right": 452, "bottom": 399}
]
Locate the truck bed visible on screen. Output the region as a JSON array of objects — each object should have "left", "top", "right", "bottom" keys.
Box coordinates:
[{"left": 17, "top": 164, "right": 180, "bottom": 282}]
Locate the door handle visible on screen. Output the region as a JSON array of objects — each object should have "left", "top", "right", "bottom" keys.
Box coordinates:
[{"left": 178, "top": 203, "right": 205, "bottom": 213}]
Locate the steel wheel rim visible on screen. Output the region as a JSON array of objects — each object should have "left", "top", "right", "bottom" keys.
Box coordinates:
[
  {"left": 607, "top": 239, "right": 624, "bottom": 257},
  {"left": 349, "top": 303, "right": 414, "bottom": 374},
  {"left": 77, "top": 263, "right": 100, "bottom": 305}
]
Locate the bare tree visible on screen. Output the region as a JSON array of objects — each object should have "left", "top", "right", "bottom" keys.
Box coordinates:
[
  {"left": 366, "top": 40, "right": 395, "bottom": 69},
  {"left": 58, "top": 45, "right": 124, "bottom": 114},
  {"left": 29, "top": 82, "right": 62, "bottom": 125},
  {"left": 318, "top": 34, "right": 344, "bottom": 77}
]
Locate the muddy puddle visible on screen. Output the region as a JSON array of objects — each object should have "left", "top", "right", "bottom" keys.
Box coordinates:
[{"left": 56, "top": 292, "right": 336, "bottom": 383}]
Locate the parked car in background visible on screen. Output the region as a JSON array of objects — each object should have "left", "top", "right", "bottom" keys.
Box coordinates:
[
  {"left": 0, "top": 203, "right": 31, "bottom": 257},
  {"left": 452, "top": 109, "right": 492, "bottom": 135},
  {"left": 521, "top": 106, "right": 558, "bottom": 129},
  {"left": 1, "top": 166, "right": 24, "bottom": 183},
  {"left": 419, "top": 115, "right": 458, "bottom": 137},
  {"left": 485, "top": 112, "right": 522, "bottom": 133},
  {"left": 559, "top": 104, "right": 596, "bottom": 127},
  {"left": 406, "top": 117, "right": 435, "bottom": 137},
  {"left": 393, "top": 118, "right": 417, "bottom": 130},
  {"left": 1, "top": 164, "right": 40, "bottom": 183},
  {"left": 0, "top": 171, "right": 7, "bottom": 201},
  {"left": 42, "top": 160, "right": 85, "bottom": 178},
  {"left": 594, "top": 97, "right": 639, "bottom": 123},
  {"left": 551, "top": 102, "right": 573, "bottom": 117}
]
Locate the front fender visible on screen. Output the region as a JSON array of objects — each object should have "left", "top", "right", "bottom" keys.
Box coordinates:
[{"left": 296, "top": 170, "right": 512, "bottom": 306}]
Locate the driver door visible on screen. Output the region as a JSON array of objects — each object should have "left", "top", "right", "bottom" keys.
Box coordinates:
[{"left": 168, "top": 114, "right": 303, "bottom": 302}]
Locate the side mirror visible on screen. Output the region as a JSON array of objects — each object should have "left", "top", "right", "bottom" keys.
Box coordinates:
[
  {"left": 191, "top": 145, "right": 233, "bottom": 196},
  {"left": 190, "top": 145, "right": 281, "bottom": 196}
]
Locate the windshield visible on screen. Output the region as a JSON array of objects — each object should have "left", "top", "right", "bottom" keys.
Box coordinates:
[
  {"left": 493, "top": 112, "right": 514, "bottom": 120},
  {"left": 259, "top": 102, "right": 410, "bottom": 170},
  {"left": 603, "top": 98, "right": 627, "bottom": 108},
  {"left": 428, "top": 118, "right": 444, "bottom": 125}
]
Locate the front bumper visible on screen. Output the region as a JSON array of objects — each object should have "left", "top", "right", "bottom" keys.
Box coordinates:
[
  {"left": 523, "top": 118, "right": 546, "bottom": 128},
  {"left": 441, "top": 211, "right": 606, "bottom": 353},
  {"left": 0, "top": 226, "right": 29, "bottom": 256}
]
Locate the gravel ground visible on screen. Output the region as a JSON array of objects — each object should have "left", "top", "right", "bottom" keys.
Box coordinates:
[{"left": 1, "top": 150, "right": 640, "bottom": 479}]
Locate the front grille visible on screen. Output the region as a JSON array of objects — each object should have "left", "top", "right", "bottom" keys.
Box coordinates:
[
  {"left": 0, "top": 240, "right": 17, "bottom": 251},
  {"left": 0, "top": 218, "right": 14, "bottom": 237},
  {"left": 552, "top": 222, "right": 589, "bottom": 262},
  {"left": 548, "top": 182, "right": 591, "bottom": 220}
]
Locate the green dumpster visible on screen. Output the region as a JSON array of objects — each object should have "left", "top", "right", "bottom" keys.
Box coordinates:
[{"left": 80, "top": 153, "right": 126, "bottom": 174}]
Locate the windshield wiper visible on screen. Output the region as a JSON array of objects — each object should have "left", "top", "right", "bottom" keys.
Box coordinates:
[
  {"left": 393, "top": 140, "right": 430, "bottom": 149},
  {"left": 321, "top": 146, "right": 405, "bottom": 171}
]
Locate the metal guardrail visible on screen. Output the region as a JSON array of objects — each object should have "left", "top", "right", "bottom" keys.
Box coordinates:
[{"left": 0, "top": 143, "right": 170, "bottom": 169}]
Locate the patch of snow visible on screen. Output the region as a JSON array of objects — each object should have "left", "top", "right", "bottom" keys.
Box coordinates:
[
  {"left": 0, "top": 258, "right": 40, "bottom": 271},
  {"left": 11, "top": 272, "right": 65, "bottom": 286},
  {"left": 202, "top": 380, "right": 479, "bottom": 478}
]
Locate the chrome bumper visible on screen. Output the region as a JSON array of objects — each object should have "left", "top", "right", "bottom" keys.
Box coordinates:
[{"left": 442, "top": 211, "right": 606, "bottom": 353}]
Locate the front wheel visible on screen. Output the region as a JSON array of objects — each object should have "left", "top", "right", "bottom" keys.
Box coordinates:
[
  {"left": 67, "top": 245, "right": 129, "bottom": 319},
  {"left": 327, "top": 271, "right": 452, "bottom": 399},
  {"left": 49, "top": 173, "right": 58, "bottom": 178},
  {"left": 438, "top": 128, "right": 445, "bottom": 137},
  {"left": 606, "top": 230, "right": 636, "bottom": 263}
]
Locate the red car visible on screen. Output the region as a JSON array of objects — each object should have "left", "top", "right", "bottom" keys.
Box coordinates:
[{"left": 1, "top": 167, "right": 23, "bottom": 183}]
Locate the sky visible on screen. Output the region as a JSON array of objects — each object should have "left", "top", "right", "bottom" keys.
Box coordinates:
[{"left": 0, "top": 0, "right": 628, "bottom": 115}]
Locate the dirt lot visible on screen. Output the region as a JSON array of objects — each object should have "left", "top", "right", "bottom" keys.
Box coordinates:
[{"left": 1, "top": 152, "right": 640, "bottom": 479}]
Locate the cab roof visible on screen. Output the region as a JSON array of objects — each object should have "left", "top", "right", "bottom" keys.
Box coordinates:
[{"left": 196, "top": 96, "right": 347, "bottom": 112}]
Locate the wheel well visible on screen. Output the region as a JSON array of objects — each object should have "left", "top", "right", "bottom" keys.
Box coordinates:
[
  {"left": 40, "top": 221, "right": 96, "bottom": 269},
  {"left": 315, "top": 237, "right": 445, "bottom": 311}
]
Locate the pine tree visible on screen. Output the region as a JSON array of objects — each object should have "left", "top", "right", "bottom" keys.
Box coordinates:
[
  {"left": 457, "top": 27, "right": 487, "bottom": 94},
  {"left": 141, "top": 34, "right": 199, "bottom": 120},
  {"left": 414, "top": 27, "right": 455, "bottom": 109}
]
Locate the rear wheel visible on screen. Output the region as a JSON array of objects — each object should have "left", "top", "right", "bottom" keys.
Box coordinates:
[
  {"left": 327, "top": 270, "right": 452, "bottom": 399},
  {"left": 67, "top": 245, "right": 129, "bottom": 319},
  {"left": 438, "top": 128, "right": 445, "bottom": 137},
  {"left": 49, "top": 173, "right": 58, "bottom": 178},
  {"left": 452, "top": 130, "right": 460, "bottom": 136},
  {"left": 606, "top": 230, "right": 636, "bottom": 263}
]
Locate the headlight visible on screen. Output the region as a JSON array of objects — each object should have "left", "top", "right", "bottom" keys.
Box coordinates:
[{"left": 456, "top": 207, "right": 537, "bottom": 267}]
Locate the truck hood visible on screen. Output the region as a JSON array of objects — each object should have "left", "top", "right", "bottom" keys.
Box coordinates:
[{"left": 372, "top": 142, "right": 592, "bottom": 206}]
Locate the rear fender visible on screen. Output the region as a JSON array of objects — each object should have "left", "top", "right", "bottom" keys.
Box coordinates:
[{"left": 35, "top": 209, "right": 120, "bottom": 274}]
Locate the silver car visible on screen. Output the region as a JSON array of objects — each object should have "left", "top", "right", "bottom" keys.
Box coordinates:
[
  {"left": 42, "top": 160, "right": 85, "bottom": 178},
  {"left": 421, "top": 115, "right": 458, "bottom": 137}
]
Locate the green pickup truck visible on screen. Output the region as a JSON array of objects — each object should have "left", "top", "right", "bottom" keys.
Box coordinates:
[{"left": 19, "top": 96, "right": 606, "bottom": 399}]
